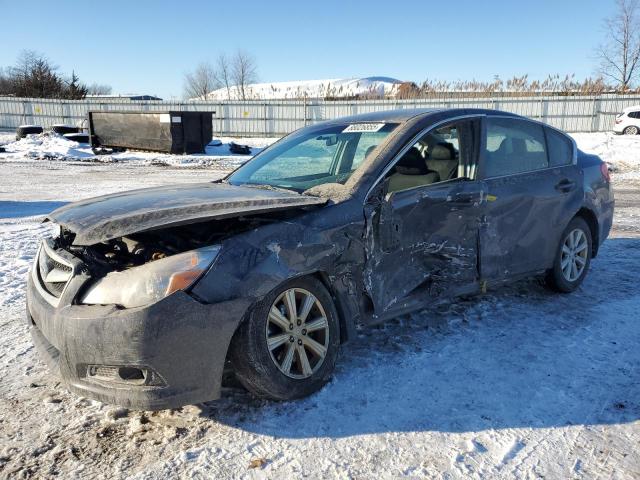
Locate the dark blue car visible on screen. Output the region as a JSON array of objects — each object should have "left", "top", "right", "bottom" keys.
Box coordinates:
[{"left": 27, "top": 108, "right": 614, "bottom": 409}]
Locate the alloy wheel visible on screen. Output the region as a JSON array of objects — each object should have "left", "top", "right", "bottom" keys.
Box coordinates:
[
  {"left": 560, "top": 228, "right": 588, "bottom": 282},
  {"left": 265, "top": 288, "right": 330, "bottom": 379},
  {"left": 625, "top": 126, "right": 638, "bottom": 135}
]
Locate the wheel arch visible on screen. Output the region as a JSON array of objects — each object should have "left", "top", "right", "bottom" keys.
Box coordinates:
[
  {"left": 311, "top": 271, "right": 356, "bottom": 344},
  {"left": 227, "top": 270, "right": 356, "bottom": 354},
  {"left": 574, "top": 207, "right": 600, "bottom": 258}
]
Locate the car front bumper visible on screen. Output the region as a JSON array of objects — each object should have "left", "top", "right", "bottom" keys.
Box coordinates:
[{"left": 26, "top": 273, "right": 249, "bottom": 410}]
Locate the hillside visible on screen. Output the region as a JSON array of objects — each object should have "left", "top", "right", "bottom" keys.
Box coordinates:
[{"left": 201, "top": 76, "right": 403, "bottom": 100}]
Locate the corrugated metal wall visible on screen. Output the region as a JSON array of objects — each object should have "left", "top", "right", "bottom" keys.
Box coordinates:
[{"left": 1, "top": 95, "right": 639, "bottom": 136}]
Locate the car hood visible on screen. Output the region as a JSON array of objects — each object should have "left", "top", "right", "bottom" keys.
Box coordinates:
[{"left": 47, "top": 182, "right": 327, "bottom": 246}]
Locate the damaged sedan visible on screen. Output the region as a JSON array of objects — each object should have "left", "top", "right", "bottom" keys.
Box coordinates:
[{"left": 26, "top": 109, "right": 614, "bottom": 409}]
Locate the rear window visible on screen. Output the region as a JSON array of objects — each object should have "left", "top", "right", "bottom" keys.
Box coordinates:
[
  {"left": 483, "top": 118, "right": 549, "bottom": 177},
  {"left": 546, "top": 128, "right": 573, "bottom": 167}
]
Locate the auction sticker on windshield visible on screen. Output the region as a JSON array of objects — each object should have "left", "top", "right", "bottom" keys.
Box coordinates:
[{"left": 342, "top": 123, "right": 386, "bottom": 133}]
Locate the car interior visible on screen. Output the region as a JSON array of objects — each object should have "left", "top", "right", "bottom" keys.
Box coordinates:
[
  {"left": 484, "top": 136, "right": 548, "bottom": 177},
  {"left": 387, "top": 127, "right": 461, "bottom": 193}
]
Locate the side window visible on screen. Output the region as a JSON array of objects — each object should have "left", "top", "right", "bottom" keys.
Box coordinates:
[
  {"left": 546, "top": 127, "right": 573, "bottom": 167},
  {"left": 629, "top": 111, "right": 640, "bottom": 119},
  {"left": 385, "top": 119, "right": 479, "bottom": 193},
  {"left": 483, "top": 118, "right": 549, "bottom": 178}
]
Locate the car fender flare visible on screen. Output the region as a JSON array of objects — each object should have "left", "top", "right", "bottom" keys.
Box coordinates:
[{"left": 572, "top": 206, "right": 600, "bottom": 258}]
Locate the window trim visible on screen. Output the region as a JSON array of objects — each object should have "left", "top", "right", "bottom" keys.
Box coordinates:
[
  {"left": 365, "top": 114, "right": 485, "bottom": 200},
  {"left": 477, "top": 116, "right": 577, "bottom": 181}
]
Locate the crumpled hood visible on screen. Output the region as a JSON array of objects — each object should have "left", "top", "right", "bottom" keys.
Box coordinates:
[{"left": 47, "top": 182, "right": 327, "bottom": 246}]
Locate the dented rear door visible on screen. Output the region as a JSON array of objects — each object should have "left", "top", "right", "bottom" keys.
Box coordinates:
[{"left": 477, "top": 117, "right": 583, "bottom": 280}]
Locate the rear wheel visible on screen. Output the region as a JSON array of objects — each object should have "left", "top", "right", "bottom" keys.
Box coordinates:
[
  {"left": 229, "top": 277, "right": 340, "bottom": 400},
  {"left": 545, "top": 217, "right": 592, "bottom": 293},
  {"left": 623, "top": 126, "right": 639, "bottom": 135}
]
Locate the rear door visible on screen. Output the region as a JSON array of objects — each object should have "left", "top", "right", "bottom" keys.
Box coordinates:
[{"left": 478, "top": 117, "right": 582, "bottom": 280}]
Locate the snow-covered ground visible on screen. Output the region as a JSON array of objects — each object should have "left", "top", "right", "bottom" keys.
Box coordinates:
[
  {"left": 0, "top": 132, "right": 275, "bottom": 171},
  {"left": 200, "top": 76, "right": 402, "bottom": 100},
  {"left": 0, "top": 131, "right": 639, "bottom": 479}
]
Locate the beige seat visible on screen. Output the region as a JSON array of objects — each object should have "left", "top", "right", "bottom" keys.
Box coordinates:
[
  {"left": 388, "top": 147, "right": 440, "bottom": 192},
  {"left": 427, "top": 143, "right": 458, "bottom": 181}
]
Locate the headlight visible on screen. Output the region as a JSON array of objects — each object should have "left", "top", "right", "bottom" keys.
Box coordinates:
[{"left": 81, "top": 245, "right": 221, "bottom": 308}]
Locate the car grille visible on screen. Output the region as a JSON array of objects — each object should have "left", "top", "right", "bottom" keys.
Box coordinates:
[{"left": 36, "top": 241, "right": 74, "bottom": 302}]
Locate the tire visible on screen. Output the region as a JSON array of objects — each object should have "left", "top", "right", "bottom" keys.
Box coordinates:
[
  {"left": 623, "top": 126, "right": 639, "bottom": 135},
  {"left": 63, "top": 133, "right": 90, "bottom": 143},
  {"left": 229, "top": 142, "right": 252, "bottom": 154},
  {"left": 16, "top": 125, "right": 43, "bottom": 140},
  {"left": 229, "top": 276, "right": 340, "bottom": 400},
  {"left": 545, "top": 217, "right": 592, "bottom": 293},
  {"left": 51, "top": 125, "right": 80, "bottom": 135}
]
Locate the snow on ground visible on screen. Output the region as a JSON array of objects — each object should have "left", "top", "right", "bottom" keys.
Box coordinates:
[
  {"left": 0, "top": 130, "right": 15, "bottom": 145},
  {"left": 0, "top": 132, "right": 639, "bottom": 479},
  {"left": 571, "top": 132, "right": 640, "bottom": 182},
  {"left": 0, "top": 132, "right": 275, "bottom": 170},
  {"left": 200, "top": 76, "right": 402, "bottom": 100}
]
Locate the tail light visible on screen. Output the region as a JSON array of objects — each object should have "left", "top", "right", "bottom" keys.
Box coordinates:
[
  {"left": 600, "top": 163, "right": 611, "bottom": 182},
  {"left": 615, "top": 118, "right": 622, "bottom": 124}
]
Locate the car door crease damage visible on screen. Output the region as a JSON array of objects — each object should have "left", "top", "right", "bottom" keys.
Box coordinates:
[{"left": 25, "top": 108, "right": 614, "bottom": 409}]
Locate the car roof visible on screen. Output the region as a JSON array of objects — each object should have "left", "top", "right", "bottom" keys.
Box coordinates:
[
  {"left": 318, "top": 107, "right": 521, "bottom": 125},
  {"left": 327, "top": 108, "right": 444, "bottom": 123},
  {"left": 622, "top": 105, "right": 640, "bottom": 112}
]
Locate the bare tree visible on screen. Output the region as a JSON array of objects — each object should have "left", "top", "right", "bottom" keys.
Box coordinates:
[
  {"left": 231, "top": 50, "right": 258, "bottom": 100},
  {"left": 87, "top": 83, "right": 113, "bottom": 95},
  {"left": 597, "top": 0, "right": 640, "bottom": 90},
  {"left": 0, "top": 67, "right": 13, "bottom": 95},
  {"left": 214, "top": 53, "right": 233, "bottom": 100},
  {"left": 183, "top": 61, "right": 219, "bottom": 99}
]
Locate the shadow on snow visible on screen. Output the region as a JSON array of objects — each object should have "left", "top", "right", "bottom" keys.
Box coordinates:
[
  {"left": 200, "top": 238, "right": 640, "bottom": 438},
  {"left": 0, "top": 201, "right": 68, "bottom": 219}
]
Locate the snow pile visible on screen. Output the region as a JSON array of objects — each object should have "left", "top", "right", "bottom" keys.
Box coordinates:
[
  {"left": 570, "top": 132, "right": 640, "bottom": 181},
  {"left": 0, "top": 130, "right": 16, "bottom": 145},
  {"left": 5, "top": 132, "right": 95, "bottom": 161},
  {"left": 202, "top": 76, "right": 403, "bottom": 100},
  {"left": 0, "top": 133, "right": 275, "bottom": 170}
]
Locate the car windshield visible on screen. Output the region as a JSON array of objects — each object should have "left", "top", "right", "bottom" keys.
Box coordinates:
[{"left": 227, "top": 122, "right": 398, "bottom": 192}]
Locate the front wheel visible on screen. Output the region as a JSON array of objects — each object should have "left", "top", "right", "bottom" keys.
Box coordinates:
[
  {"left": 545, "top": 217, "right": 592, "bottom": 293},
  {"left": 229, "top": 276, "right": 340, "bottom": 400}
]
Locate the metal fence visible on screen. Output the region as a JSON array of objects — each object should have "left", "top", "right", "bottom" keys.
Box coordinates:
[{"left": 1, "top": 94, "right": 639, "bottom": 136}]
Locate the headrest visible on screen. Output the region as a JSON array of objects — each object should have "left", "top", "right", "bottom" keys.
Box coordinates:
[
  {"left": 364, "top": 145, "right": 377, "bottom": 158},
  {"left": 430, "top": 142, "right": 454, "bottom": 160},
  {"left": 395, "top": 147, "right": 429, "bottom": 175}
]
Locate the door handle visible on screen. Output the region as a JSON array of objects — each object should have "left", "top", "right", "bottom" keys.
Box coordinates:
[
  {"left": 555, "top": 179, "right": 576, "bottom": 193},
  {"left": 448, "top": 191, "right": 481, "bottom": 204}
]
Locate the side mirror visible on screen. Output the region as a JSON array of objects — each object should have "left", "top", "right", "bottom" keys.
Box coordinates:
[{"left": 317, "top": 134, "right": 338, "bottom": 146}]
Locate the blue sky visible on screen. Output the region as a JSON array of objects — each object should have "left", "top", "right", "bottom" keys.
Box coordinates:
[{"left": 1, "top": 0, "right": 617, "bottom": 99}]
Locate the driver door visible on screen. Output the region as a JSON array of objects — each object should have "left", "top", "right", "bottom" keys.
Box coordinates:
[{"left": 363, "top": 118, "right": 484, "bottom": 317}]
